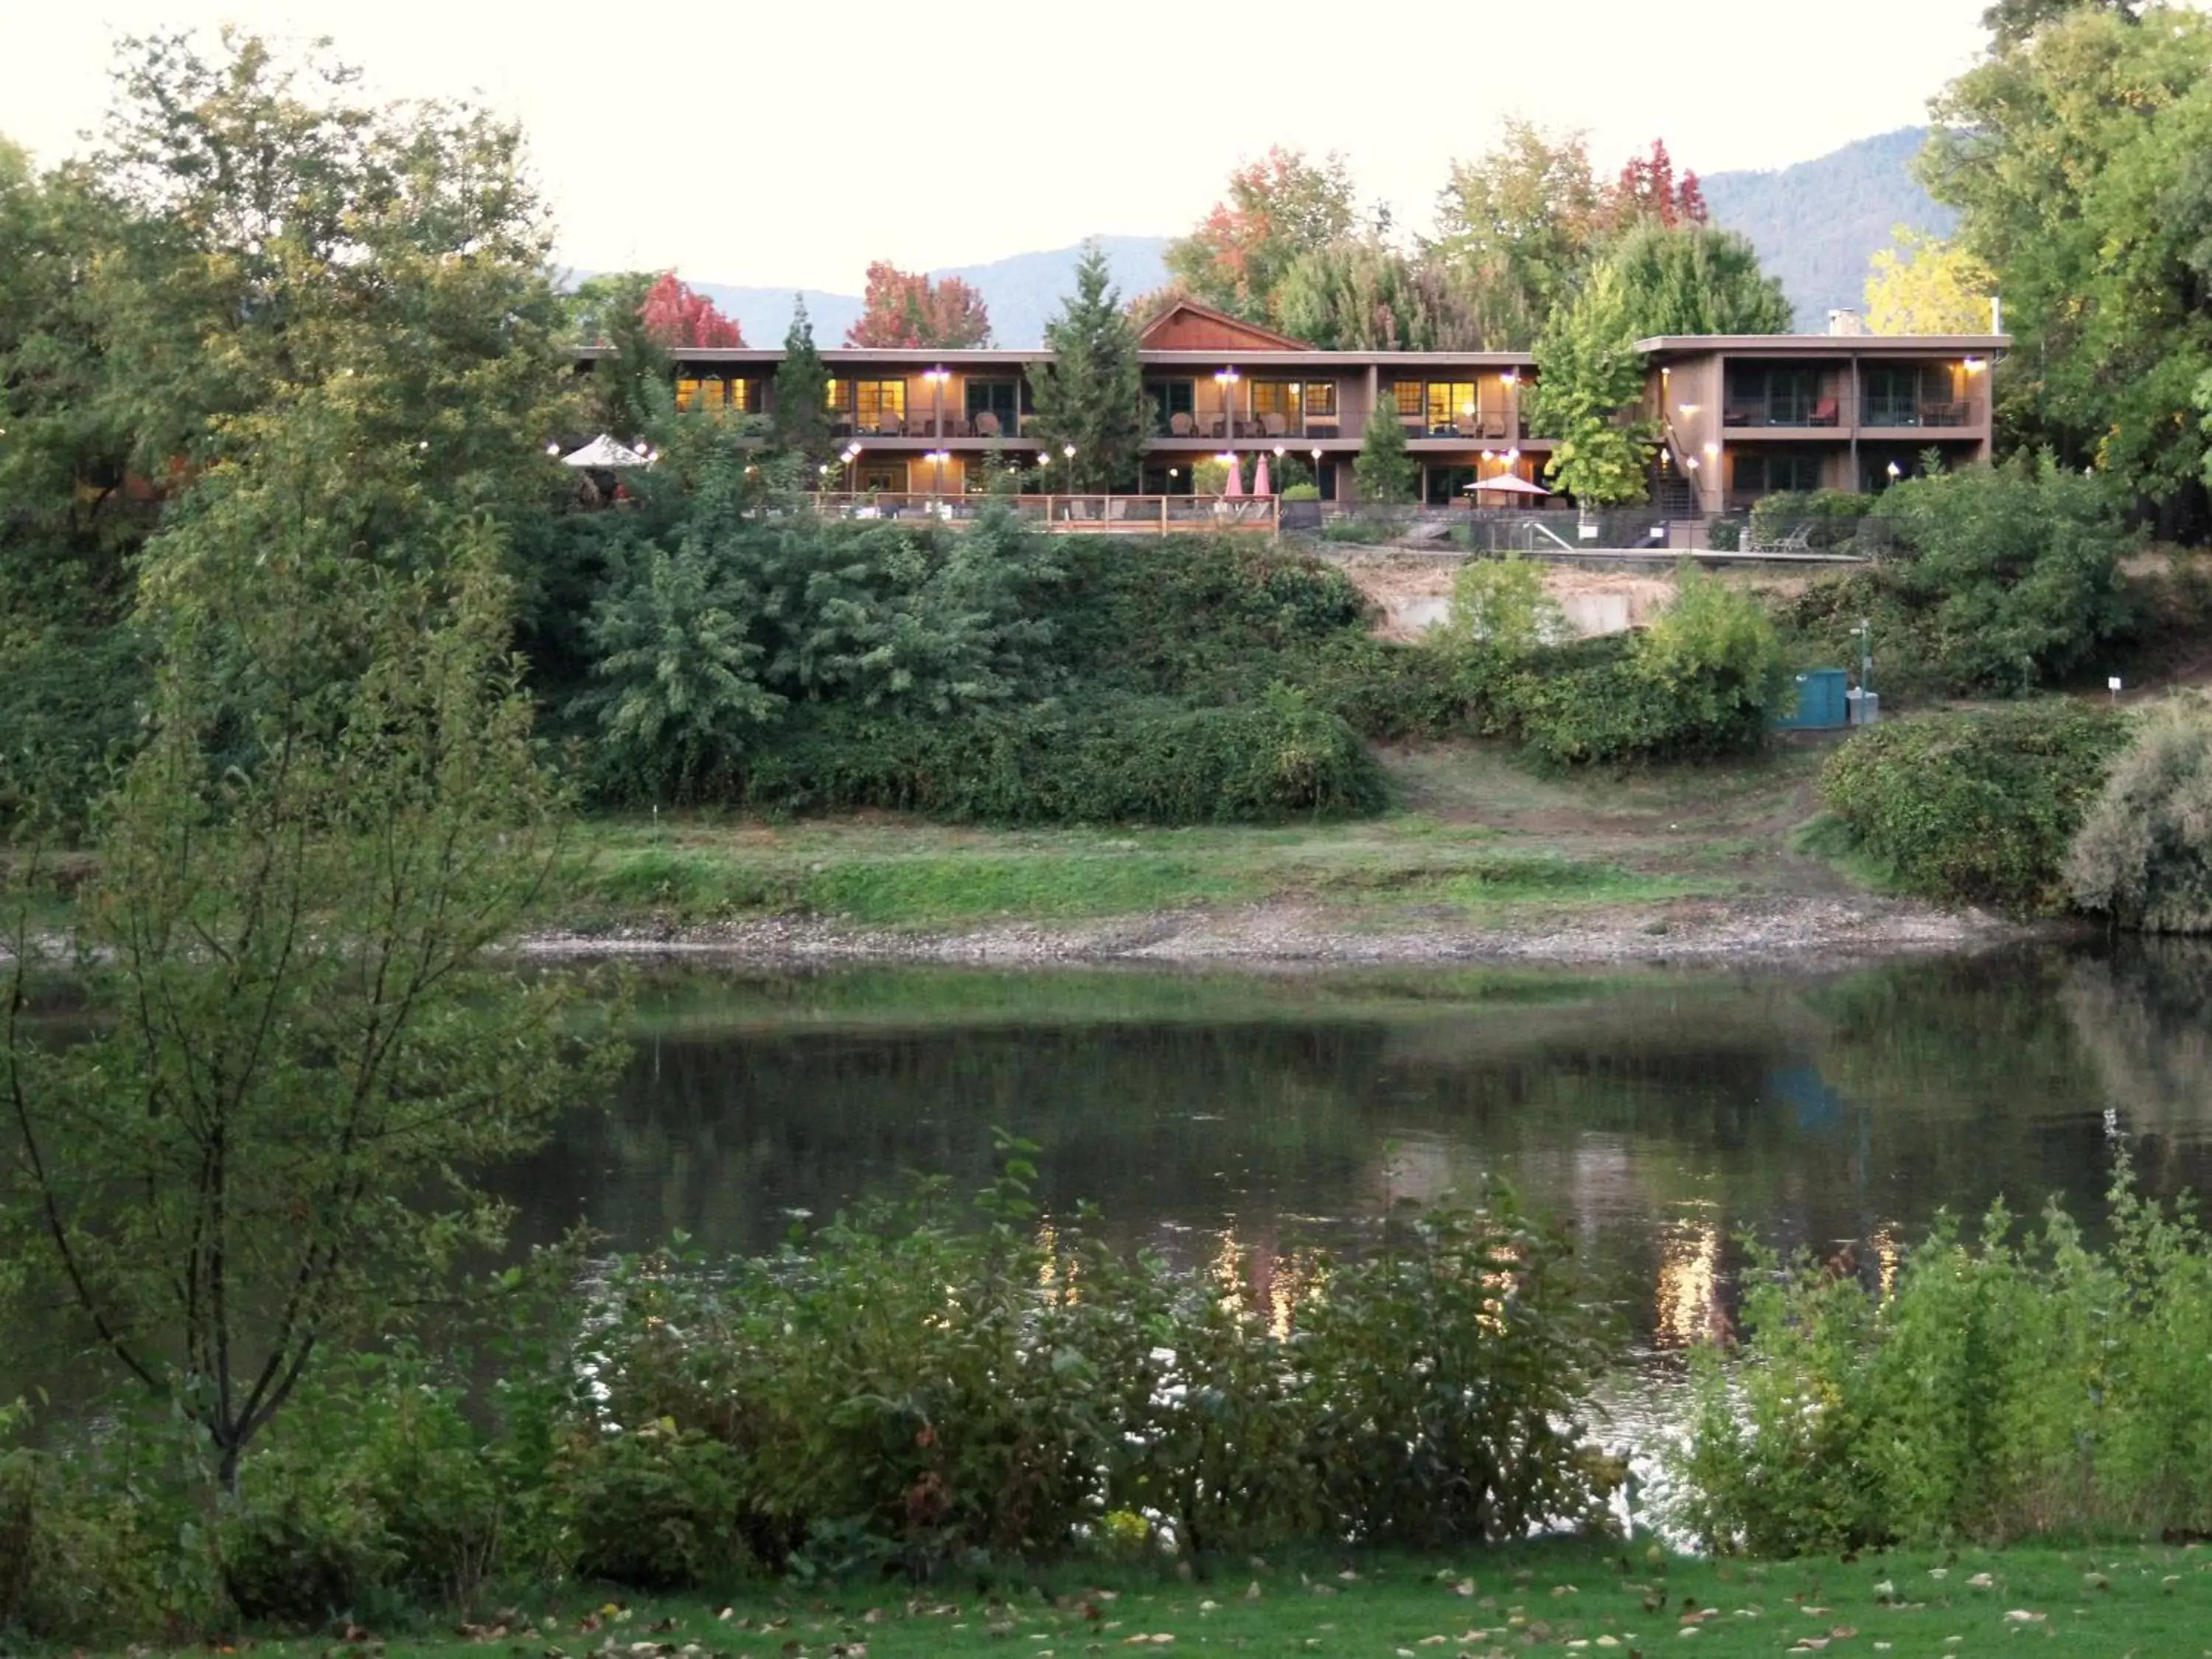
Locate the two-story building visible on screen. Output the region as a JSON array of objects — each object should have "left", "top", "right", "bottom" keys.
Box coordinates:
[{"left": 599, "top": 300, "right": 2004, "bottom": 512}]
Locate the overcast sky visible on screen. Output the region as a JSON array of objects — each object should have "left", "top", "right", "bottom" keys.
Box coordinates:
[{"left": 7, "top": 0, "right": 1997, "bottom": 291}]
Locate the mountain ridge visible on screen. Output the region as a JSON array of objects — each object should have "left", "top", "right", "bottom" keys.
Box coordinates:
[{"left": 646, "top": 129, "right": 1952, "bottom": 347}]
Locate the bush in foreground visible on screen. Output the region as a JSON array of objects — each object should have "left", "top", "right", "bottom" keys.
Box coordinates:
[
  {"left": 2067, "top": 695, "right": 2212, "bottom": 933},
  {"left": 0, "top": 1172, "right": 1619, "bottom": 1635},
  {"left": 1675, "top": 1167, "right": 2212, "bottom": 1555},
  {"left": 1818, "top": 702, "right": 2130, "bottom": 913}
]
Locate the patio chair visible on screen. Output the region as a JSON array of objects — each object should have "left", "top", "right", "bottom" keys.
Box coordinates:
[
  {"left": 1810, "top": 397, "right": 1840, "bottom": 427},
  {"left": 1169, "top": 412, "right": 1197, "bottom": 438},
  {"left": 1105, "top": 498, "right": 1128, "bottom": 522},
  {"left": 975, "top": 411, "right": 1002, "bottom": 437},
  {"left": 1780, "top": 525, "right": 1814, "bottom": 552},
  {"left": 1262, "top": 413, "right": 1287, "bottom": 439},
  {"left": 1065, "top": 499, "right": 1093, "bottom": 522},
  {"left": 874, "top": 413, "right": 903, "bottom": 436}
]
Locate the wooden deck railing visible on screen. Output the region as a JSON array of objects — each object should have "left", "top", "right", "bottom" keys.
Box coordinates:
[{"left": 804, "top": 493, "right": 1281, "bottom": 534}]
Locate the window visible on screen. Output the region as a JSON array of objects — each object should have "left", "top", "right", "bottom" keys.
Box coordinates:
[
  {"left": 1148, "top": 379, "right": 1194, "bottom": 431},
  {"left": 853, "top": 379, "right": 906, "bottom": 429},
  {"left": 858, "top": 460, "right": 908, "bottom": 494},
  {"left": 1425, "top": 382, "right": 1481, "bottom": 434},
  {"left": 1393, "top": 380, "right": 1423, "bottom": 417},
  {"left": 969, "top": 379, "right": 1020, "bottom": 428},
  {"left": 1726, "top": 367, "right": 1823, "bottom": 425},
  {"left": 1305, "top": 382, "right": 1338, "bottom": 418},
  {"left": 726, "top": 378, "right": 753, "bottom": 413},
  {"left": 675, "top": 377, "right": 725, "bottom": 412},
  {"left": 1732, "top": 451, "right": 1823, "bottom": 497},
  {"left": 1251, "top": 380, "right": 1304, "bottom": 418},
  {"left": 824, "top": 378, "right": 851, "bottom": 413}
]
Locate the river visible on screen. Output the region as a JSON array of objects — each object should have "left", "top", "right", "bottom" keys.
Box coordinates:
[{"left": 505, "top": 940, "right": 2212, "bottom": 1362}]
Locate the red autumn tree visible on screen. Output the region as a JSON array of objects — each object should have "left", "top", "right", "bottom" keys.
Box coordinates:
[
  {"left": 638, "top": 271, "right": 745, "bottom": 347},
  {"left": 844, "top": 262, "right": 993, "bottom": 347},
  {"left": 1603, "top": 139, "right": 1708, "bottom": 231}
]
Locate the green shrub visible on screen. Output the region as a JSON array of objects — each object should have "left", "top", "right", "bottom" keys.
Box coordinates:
[
  {"left": 1281, "top": 482, "right": 1321, "bottom": 501},
  {"left": 1781, "top": 456, "right": 2135, "bottom": 701},
  {"left": 744, "top": 688, "right": 1385, "bottom": 824},
  {"left": 571, "top": 1169, "right": 1618, "bottom": 1582},
  {"left": 1747, "top": 489, "right": 1869, "bottom": 552},
  {"left": 1441, "top": 555, "right": 1568, "bottom": 658},
  {"left": 1508, "top": 569, "right": 1790, "bottom": 767},
  {"left": 1820, "top": 703, "right": 2129, "bottom": 913},
  {"left": 2066, "top": 695, "right": 2212, "bottom": 931},
  {"left": 560, "top": 1426, "right": 753, "bottom": 1590},
  {"left": 1674, "top": 1169, "right": 2212, "bottom": 1554}
]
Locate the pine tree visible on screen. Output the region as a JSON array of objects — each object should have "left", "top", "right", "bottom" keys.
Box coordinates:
[
  {"left": 1354, "top": 389, "right": 1418, "bottom": 503},
  {"left": 770, "top": 299, "right": 832, "bottom": 469},
  {"left": 1025, "top": 243, "right": 1147, "bottom": 493}
]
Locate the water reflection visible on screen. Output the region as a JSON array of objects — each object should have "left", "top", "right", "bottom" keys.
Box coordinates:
[{"left": 499, "top": 944, "right": 2212, "bottom": 1350}]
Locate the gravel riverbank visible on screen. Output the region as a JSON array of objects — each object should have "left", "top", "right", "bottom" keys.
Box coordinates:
[{"left": 519, "top": 888, "right": 2010, "bottom": 969}]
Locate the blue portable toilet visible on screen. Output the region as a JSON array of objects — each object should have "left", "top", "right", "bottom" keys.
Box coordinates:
[{"left": 1776, "top": 668, "right": 1850, "bottom": 731}]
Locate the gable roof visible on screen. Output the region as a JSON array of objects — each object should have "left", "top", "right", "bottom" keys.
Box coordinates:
[{"left": 1136, "top": 299, "right": 1311, "bottom": 353}]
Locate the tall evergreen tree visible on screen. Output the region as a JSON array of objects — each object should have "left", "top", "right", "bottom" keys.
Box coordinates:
[
  {"left": 1026, "top": 243, "right": 1147, "bottom": 493},
  {"left": 770, "top": 299, "right": 833, "bottom": 470},
  {"left": 1353, "top": 390, "right": 1418, "bottom": 503}
]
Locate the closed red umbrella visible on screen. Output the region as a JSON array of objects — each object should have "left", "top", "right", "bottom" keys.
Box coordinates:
[
  {"left": 1221, "top": 453, "right": 1243, "bottom": 497},
  {"left": 1253, "top": 453, "right": 1272, "bottom": 496}
]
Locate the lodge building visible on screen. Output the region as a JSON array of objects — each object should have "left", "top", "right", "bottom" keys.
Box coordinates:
[{"left": 585, "top": 299, "right": 2005, "bottom": 513}]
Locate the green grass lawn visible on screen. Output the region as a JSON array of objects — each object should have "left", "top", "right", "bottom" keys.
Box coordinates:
[
  {"left": 557, "top": 739, "right": 1806, "bottom": 934},
  {"left": 232, "top": 1543, "right": 2212, "bottom": 1659}
]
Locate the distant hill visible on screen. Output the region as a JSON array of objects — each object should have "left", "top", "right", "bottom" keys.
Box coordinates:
[
  {"left": 1700, "top": 128, "right": 1956, "bottom": 329},
  {"left": 641, "top": 132, "right": 1947, "bottom": 347},
  {"left": 684, "top": 236, "right": 1172, "bottom": 349}
]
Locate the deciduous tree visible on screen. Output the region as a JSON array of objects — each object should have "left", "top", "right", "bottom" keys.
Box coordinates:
[
  {"left": 1601, "top": 139, "right": 1708, "bottom": 231},
  {"left": 1604, "top": 221, "right": 1794, "bottom": 336},
  {"left": 2, "top": 501, "right": 621, "bottom": 1490},
  {"left": 1164, "top": 147, "right": 1360, "bottom": 324},
  {"left": 1865, "top": 227, "right": 1997, "bottom": 334},
  {"left": 844, "top": 261, "right": 992, "bottom": 347},
  {"left": 1431, "top": 119, "right": 1602, "bottom": 347},
  {"left": 1529, "top": 264, "right": 1657, "bottom": 507},
  {"left": 1923, "top": 4, "right": 2212, "bottom": 526},
  {"left": 1274, "top": 240, "right": 1509, "bottom": 351},
  {"left": 639, "top": 271, "right": 745, "bottom": 347}
]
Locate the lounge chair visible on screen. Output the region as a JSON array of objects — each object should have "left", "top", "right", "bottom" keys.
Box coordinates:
[
  {"left": 1065, "top": 499, "right": 1092, "bottom": 522},
  {"left": 1105, "top": 498, "right": 1128, "bottom": 522},
  {"left": 1810, "top": 397, "right": 1840, "bottom": 427}
]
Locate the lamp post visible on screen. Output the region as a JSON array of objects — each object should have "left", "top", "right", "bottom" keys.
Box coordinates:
[
  {"left": 925, "top": 366, "right": 948, "bottom": 439},
  {"left": 1062, "top": 442, "right": 1077, "bottom": 495}
]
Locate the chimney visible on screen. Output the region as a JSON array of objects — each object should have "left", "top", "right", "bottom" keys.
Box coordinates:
[
  {"left": 1991, "top": 295, "right": 2003, "bottom": 335},
  {"left": 1827, "top": 308, "right": 1869, "bottom": 337}
]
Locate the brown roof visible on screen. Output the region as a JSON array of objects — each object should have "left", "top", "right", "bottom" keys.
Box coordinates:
[{"left": 1136, "top": 299, "right": 1312, "bottom": 353}]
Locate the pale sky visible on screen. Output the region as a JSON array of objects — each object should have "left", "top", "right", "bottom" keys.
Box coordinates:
[{"left": 6, "top": 0, "right": 1997, "bottom": 291}]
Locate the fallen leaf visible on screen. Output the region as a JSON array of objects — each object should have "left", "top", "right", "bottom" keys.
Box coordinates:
[{"left": 2002, "top": 1610, "right": 2045, "bottom": 1624}]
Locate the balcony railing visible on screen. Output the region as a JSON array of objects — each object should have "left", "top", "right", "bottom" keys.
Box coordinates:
[
  {"left": 830, "top": 412, "right": 1027, "bottom": 439},
  {"left": 1719, "top": 394, "right": 1987, "bottom": 430},
  {"left": 1405, "top": 408, "right": 1519, "bottom": 442},
  {"left": 1155, "top": 413, "right": 1343, "bottom": 440},
  {"left": 805, "top": 492, "right": 1280, "bottom": 534}
]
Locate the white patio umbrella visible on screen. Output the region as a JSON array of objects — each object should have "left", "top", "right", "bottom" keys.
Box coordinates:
[
  {"left": 561, "top": 434, "right": 650, "bottom": 468},
  {"left": 1464, "top": 473, "right": 1552, "bottom": 498}
]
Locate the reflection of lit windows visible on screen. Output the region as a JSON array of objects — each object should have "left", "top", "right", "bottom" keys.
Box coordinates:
[
  {"left": 1655, "top": 1222, "right": 1722, "bottom": 1349},
  {"left": 1393, "top": 380, "right": 1423, "bottom": 417}
]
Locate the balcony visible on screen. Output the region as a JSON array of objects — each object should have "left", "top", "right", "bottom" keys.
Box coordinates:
[
  {"left": 831, "top": 411, "right": 1026, "bottom": 439},
  {"left": 1405, "top": 407, "right": 1519, "bottom": 442},
  {"left": 1720, "top": 391, "right": 1988, "bottom": 431}
]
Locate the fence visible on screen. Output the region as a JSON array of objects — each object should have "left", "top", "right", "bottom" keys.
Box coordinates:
[{"left": 804, "top": 492, "right": 1281, "bottom": 534}]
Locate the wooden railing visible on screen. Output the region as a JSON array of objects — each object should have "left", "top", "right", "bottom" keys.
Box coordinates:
[{"left": 804, "top": 493, "right": 1280, "bottom": 534}]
